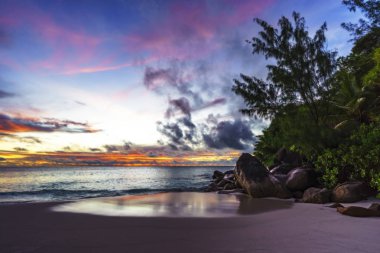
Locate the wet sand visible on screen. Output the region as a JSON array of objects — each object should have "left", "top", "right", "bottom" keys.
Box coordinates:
[
  {"left": 0, "top": 193, "right": 379, "bottom": 253},
  {"left": 52, "top": 192, "right": 294, "bottom": 217}
]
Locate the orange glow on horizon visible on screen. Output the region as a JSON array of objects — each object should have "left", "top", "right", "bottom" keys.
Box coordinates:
[{"left": 0, "top": 150, "right": 239, "bottom": 167}]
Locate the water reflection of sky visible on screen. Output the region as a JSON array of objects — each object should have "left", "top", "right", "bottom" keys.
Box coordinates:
[
  {"left": 52, "top": 192, "right": 293, "bottom": 218},
  {"left": 0, "top": 167, "right": 232, "bottom": 203}
]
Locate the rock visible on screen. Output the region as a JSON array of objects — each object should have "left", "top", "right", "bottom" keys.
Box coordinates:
[
  {"left": 223, "top": 183, "right": 235, "bottom": 190},
  {"left": 205, "top": 182, "right": 218, "bottom": 192},
  {"left": 285, "top": 168, "right": 316, "bottom": 191},
  {"left": 302, "top": 187, "right": 331, "bottom": 204},
  {"left": 369, "top": 203, "right": 380, "bottom": 211},
  {"left": 224, "top": 170, "right": 234, "bottom": 175},
  {"left": 223, "top": 173, "right": 235, "bottom": 181},
  {"left": 212, "top": 170, "right": 224, "bottom": 181},
  {"left": 234, "top": 180, "right": 243, "bottom": 189},
  {"left": 332, "top": 181, "right": 370, "bottom": 203},
  {"left": 274, "top": 148, "right": 304, "bottom": 167},
  {"left": 326, "top": 203, "right": 344, "bottom": 208},
  {"left": 234, "top": 153, "right": 292, "bottom": 198},
  {"left": 270, "top": 164, "right": 294, "bottom": 175},
  {"left": 217, "top": 179, "right": 228, "bottom": 188},
  {"left": 273, "top": 174, "right": 288, "bottom": 184},
  {"left": 235, "top": 153, "right": 269, "bottom": 180},
  {"left": 293, "top": 191, "right": 304, "bottom": 199},
  {"left": 337, "top": 206, "right": 380, "bottom": 217}
]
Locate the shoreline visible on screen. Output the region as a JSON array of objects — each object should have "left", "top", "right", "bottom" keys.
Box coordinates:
[{"left": 1, "top": 193, "right": 379, "bottom": 253}]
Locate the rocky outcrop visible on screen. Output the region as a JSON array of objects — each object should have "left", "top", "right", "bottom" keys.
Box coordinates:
[
  {"left": 337, "top": 205, "right": 380, "bottom": 217},
  {"left": 292, "top": 191, "right": 304, "bottom": 199},
  {"left": 270, "top": 164, "right": 294, "bottom": 175},
  {"left": 369, "top": 203, "right": 380, "bottom": 211},
  {"left": 206, "top": 153, "right": 375, "bottom": 212},
  {"left": 234, "top": 153, "right": 291, "bottom": 198},
  {"left": 302, "top": 187, "right": 331, "bottom": 204},
  {"left": 331, "top": 181, "right": 370, "bottom": 203},
  {"left": 272, "top": 173, "right": 288, "bottom": 184},
  {"left": 212, "top": 170, "right": 224, "bottom": 181},
  {"left": 206, "top": 169, "right": 243, "bottom": 193},
  {"left": 285, "top": 168, "right": 316, "bottom": 191},
  {"left": 274, "top": 148, "right": 304, "bottom": 167}
]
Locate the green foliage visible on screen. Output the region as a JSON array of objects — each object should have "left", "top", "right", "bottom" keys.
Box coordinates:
[
  {"left": 332, "top": 46, "right": 380, "bottom": 127},
  {"left": 364, "top": 48, "right": 380, "bottom": 86},
  {"left": 232, "top": 12, "right": 336, "bottom": 125},
  {"left": 315, "top": 149, "right": 345, "bottom": 188},
  {"left": 316, "top": 123, "right": 380, "bottom": 190},
  {"left": 254, "top": 104, "right": 342, "bottom": 165},
  {"left": 236, "top": 6, "right": 380, "bottom": 192}
]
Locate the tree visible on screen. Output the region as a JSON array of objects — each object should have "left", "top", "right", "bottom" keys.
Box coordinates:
[
  {"left": 331, "top": 21, "right": 380, "bottom": 129},
  {"left": 333, "top": 48, "right": 380, "bottom": 128},
  {"left": 342, "top": 0, "right": 380, "bottom": 38},
  {"left": 233, "top": 12, "right": 337, "bottom": 126}
]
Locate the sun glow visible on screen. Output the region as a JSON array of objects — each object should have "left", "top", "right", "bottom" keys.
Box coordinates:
[{"left": 0, "top": 150, "right": 238, "bottom": 167}]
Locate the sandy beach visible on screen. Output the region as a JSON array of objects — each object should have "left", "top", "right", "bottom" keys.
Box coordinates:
[{"left": 0, "top": 193, "right": 379, "bottom": 253}]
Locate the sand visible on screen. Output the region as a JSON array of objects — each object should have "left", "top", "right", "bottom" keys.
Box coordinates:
[{"left": 0, "top": 193, "right": 379, "bottom": 253}]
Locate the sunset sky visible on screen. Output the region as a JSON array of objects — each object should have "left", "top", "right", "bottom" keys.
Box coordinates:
[{"left": 0, "top": 0, "right": 361, "bottom": 166}]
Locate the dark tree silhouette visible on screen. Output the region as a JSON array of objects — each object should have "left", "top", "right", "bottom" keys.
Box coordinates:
[
  {"left": 233, "top": 12, "right": 337, "bottom": 125},
  {"left": 342, "top": 0, "right": 380, "bottom": 38}
]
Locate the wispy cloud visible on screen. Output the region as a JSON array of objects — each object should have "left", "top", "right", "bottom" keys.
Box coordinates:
[
  {"left": 62, "top": 56, "right": 157, "bottom": 75},
  {"left": 0, "top": 113, "right": 100, "bottom": 134},
  {"left": 0, "top": 132, "right": 42, "bottom": 144},
  {"left": 0, "top": 89, "right": 14, "bottom": 99},
  {"left": 0, "top": 0, "right": 275, "bottom": 75},
  {"left": 124, "top": 0, "right": 274, "bottom": 61},
  {"left": 0, "top": 2, "right": 103, "bottom": 73}
]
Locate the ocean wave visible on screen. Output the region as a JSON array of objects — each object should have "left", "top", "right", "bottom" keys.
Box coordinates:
[{"left": 0, "top": 187, "right": 204, "bottom": 201}]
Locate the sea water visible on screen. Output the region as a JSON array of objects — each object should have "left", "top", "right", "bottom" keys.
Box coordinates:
[{"left": 0, "top": 166, "right": 232, "bottom": 203}]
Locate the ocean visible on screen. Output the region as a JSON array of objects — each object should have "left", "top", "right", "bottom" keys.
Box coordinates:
[{"left": 0, "top": 166, "right": 233, "bottom": 203}]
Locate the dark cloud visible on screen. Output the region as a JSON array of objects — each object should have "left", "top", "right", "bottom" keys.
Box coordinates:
[
  {"left": 157, "top": 121, "right": 183, "bottom": 145},
  {"left": 89, "top": 148, "right": 102, "bottom": 152},
  {"left": 157, "top": 116, "right": 199, "bottom": 150},
  {"left": 42, "top": 156, "right": 119, "bottom": 166},
  {"left": 157, "top": 114, "right": 256, "bottom": 151},
  {"left": 0, "top": 132, "right": 42, "bottom": 144},
  {"left": 142, "top": 59, "right": 265, "bottom": 153},
  {"left": 0, "top": 132, "right": 12, "bottom": 137},
  {"left": 202, "top": 119, "right": 256, "bottom": 150},
  {"left": 20, "top": 136, "right": 42, "bottom": 144},
  {"left": 0, "top": 113, "right": 100, "bottom": 134},
  {"left": 74, "top": 100, "right": 86, "bottom": 106},
  {"left": 123, "top": 141, "right": 133, "bottom": 150},
  {"left": 143, "top": 64, "right": 204, "bottom": 107},
  {"left": 194, "top": 97, "right": 227, "bottom": 111},
  {"left": 103, "top": 145, "right": 118, "bottom": 152},
  {"left": 14, "top": 147, "right": 27, "bottom": 152},
  {"left": 165, "top": 97, "right": 191, "bottom": 118},
  {"left": 0, "top": 157, "right": 5, "bottom": 161},
  {"left": 103, "top": 141, "right": 133, "bottom": 153},
  {"left": 0, "top": 90, "right": 15, "bottom": 99},
  {"left": 205, "top": 113, "right": 221, "bottom": 125},
  {"left": 143, "top": 67, "right": 175, "bottom": 90},
  {"left": 0, "top": 77, "right": 16, "bottom": 99}
]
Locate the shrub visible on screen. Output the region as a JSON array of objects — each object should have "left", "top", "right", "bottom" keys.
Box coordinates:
[
  {"left": 316, "top": 123, "right": 380, "bottom": 190},
  {"left": 253, "top": 105, "right": 342, "bottom": 166}
]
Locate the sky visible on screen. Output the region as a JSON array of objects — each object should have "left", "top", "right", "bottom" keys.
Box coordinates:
[{"left": 0, "top": 0, "right": 362, "bottom": 167}]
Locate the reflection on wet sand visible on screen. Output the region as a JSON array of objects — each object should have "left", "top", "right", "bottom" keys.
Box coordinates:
[{"left": 52, "top": 192, "right": 293, "bottom": 217}]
